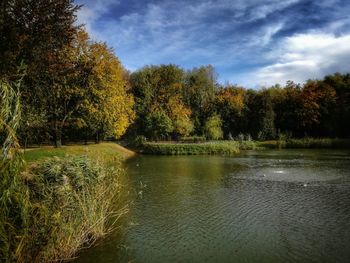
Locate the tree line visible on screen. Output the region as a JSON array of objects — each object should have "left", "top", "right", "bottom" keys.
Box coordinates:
[
  {"left": 1, "top": 0, "right": 134, "bottom": 147},
  {"left": 128, "top": 64, "right": 350, "bottom": 141},
  {"left": 1, "top": 0, "right": 349, "bottom": 147}
]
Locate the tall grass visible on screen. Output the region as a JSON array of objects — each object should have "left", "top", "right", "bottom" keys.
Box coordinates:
[
  {"left": 0, "top": 78, "right": 29, "bottom": 262},
  {"left": 22, "top": 156, "right": 128, "bottom": 262},
  {"left": 140, "top": 141, "right": 258, "bottom": 155},
  {"left": 258, "top": 138, "right": 350, "bottom": 149},
  {"left": 1, "top": 79, "right": 129, "bottom": 262}
]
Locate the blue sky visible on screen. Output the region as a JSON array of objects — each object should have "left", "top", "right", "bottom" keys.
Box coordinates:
[{"left": 77, "top": 0, "right": 350, "bottom": 87}]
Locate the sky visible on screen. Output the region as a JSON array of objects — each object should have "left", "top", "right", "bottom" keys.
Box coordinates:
[{"left": 76, "top": 0, "right": 350, "bottom": 88}]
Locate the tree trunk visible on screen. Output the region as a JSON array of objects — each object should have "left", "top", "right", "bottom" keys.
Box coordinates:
[
  {"left": 95, "top": 131, "right": 100, "bottom": 144},
  {"left": 54, "top": 125, "right": 62, "bottom": 148},
  {"left": 54, "top": 137, "right": 62, "bottom": 148}
]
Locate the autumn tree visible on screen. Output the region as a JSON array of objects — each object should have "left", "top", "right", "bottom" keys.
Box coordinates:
[
  {"left": 166, "top": 95, "right": 193, "bottom": 138},
  {"left": 184, "top": 65, "right": 217, "bottom": 134},
  {"left": 1, "top": 0, "right": 80, "bottom": 146},
  {"left": 82, "top": 40, "right": 135, "bottom": 141},
  {"left": 215, "top": 85, "right": 245, "bottom": 137},
  {"left": 130, "top": 64, "right": 190, "bottom": 139}
]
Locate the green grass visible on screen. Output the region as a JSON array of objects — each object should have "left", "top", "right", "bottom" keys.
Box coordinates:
[
  {"left": 139, "top": 140, "right": 258, "bottom": 155},
  {"left": 258, "top": 138, "right": 350, "bottom": 149},
  {"left": 24, "top": 142, "right": 136, "bottom": 163},
  {"left": 138, "top": 138, "right": 350, "bottom": 155}
]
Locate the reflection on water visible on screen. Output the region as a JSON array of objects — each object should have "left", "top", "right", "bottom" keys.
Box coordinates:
[{"left": 75, "top": 149, "right": 350, "bottom": 263}]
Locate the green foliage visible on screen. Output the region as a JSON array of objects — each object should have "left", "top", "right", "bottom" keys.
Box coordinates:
[
  {"left": 140, "top": 140, "right": 257, "bottom": 155},
  {"left": 131, "top": 135, "right": 148, "bottom": 147},
  {"left": 204, "top": 114, "right": 223, "bottom": 140},
  {"left": 142, "top": 141, "right": 240, "bottom": 155},
  {"left": 20, "top": 156, "right": 128, "bottom": 262},
  {"left": 180, "top": 136, "right": 206, "bottom": 143},
  {"left": 257, "top": 138, "right": 350, "bottom": 149},
  {"left": 1, "top": 78, "right": 129, "bottom": 262},
  {"left": 285, "top": 138, "right": 350, "bottom": 149},
  {"left": 145, "top": 110, "right": 174, "bottom": 140}
]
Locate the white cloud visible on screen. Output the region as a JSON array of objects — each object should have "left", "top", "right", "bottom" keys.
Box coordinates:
[
  {"left": 76, "top": 0, "right": 119, "bottom": 40},
  {"left": 241, "top": 33, "right": 350, "bottom": 87},
  {"left": 76, "top": 0, "right": 350, "bottom": 87}
]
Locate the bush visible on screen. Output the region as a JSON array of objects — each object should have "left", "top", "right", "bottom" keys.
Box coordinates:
[
  {"left": 131, "top": 135, "right": 147, "bottom": 147},
  {"left": 285, "top": 138, "right": 350, "bottom": 149},
  {"left": 19, "top": 156, "right": 128, "bottom": 262},
  {"left": 179, "top": 136, "right": 206, "bottom": 143}
]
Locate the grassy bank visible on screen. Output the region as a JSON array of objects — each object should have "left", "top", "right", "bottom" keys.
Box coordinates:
[
  {"left": 136, "top": 138, "right": 350, "bottom": 155},
  {"left": 258, "top": 138, "right": 350, "bottom": 149},
  {"left": 23, "top": 142, "right": 136, "bottom": 163},
  {"left": 2, "top": 143, "right": 134, "bottom": 263},
  {"left": 139, "top": 141, "right": 257, "bottom": 155}
]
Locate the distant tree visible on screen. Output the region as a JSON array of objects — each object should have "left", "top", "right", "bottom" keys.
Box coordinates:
[
  {"left": 215, "top": 85, "right": 245, "bottom": 137},
  {"left": 243, "top": 89, "right": 276, "bottom": 140},
  {"left": 273, "top": 81, "right": 303, "bottom": 137},
  {"left": 184, "top": 65, "right": 217, "bottom": 134},
  {"left": 299, "top": 80, "right": 336, "bottom": 136},
  {"left": 18, "top": 104, "right": 48, "bottom": 147},
  {"left": 145, "top": 110, "right": 173, "bottom": 140},
  {"left": 130, "top": 64, "right": 185, "bottom": 137},
  {"left": 167, "top": 96, "right": 193, "bottom": 138},
  {"left": 258, "top": 92, "right": 276, "bottom": 140},
  {"left": 204, "top": 114, "right": 223, "bottom": 140},
  {"left": 323, "top": 73, "right": 350, "bottom": 137}
]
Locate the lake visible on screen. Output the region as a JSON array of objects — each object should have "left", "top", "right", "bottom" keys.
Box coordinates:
[{"left": 75, "top": 149, "right": 350, "bottom": 263}]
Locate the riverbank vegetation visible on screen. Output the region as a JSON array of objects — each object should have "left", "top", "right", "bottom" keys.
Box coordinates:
[
  {"left": 1, "top": 80, "right": 130, "bottom": 262},
  {"left": 259, "top": 138, "right": 350, "bottom": 149},
  {"left": 139, "top": 140, "right": 257, "bottom": 155},
  {"left": 1, "top": 0, "right": 350, "bottom": 262}
]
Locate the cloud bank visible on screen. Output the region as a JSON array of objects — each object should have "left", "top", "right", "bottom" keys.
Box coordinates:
[{"left": 77, "top": 0, "right": 350, "bottom": 87}]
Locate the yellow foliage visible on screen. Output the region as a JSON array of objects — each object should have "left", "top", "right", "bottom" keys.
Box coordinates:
[{"left": 74, "top": 34, "right": 135, "bottom": 138}]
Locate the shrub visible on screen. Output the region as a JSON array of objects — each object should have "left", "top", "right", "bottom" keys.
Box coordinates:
[
  {"left": 131, "top": 135, "right": 147, "bottom": 147},
  {"left": 179, "top": 136, "right": 206, "bottom": 143},
  {"left": 20, "top": 156, "right": 128, "bottom": 262},
  {"left": 204, "top": 114, "right": 223, "bottom": 140}
]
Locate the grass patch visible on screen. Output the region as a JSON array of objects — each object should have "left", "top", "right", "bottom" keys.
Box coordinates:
[
  {"left": 24, "top": 142, "right": 136, "bottom": 163},
  {"left": 258, "top": 138, "right": 350, "bottom": 149},
  {"left": 139, "top": 141, "right": 257, "bottom": 155}
]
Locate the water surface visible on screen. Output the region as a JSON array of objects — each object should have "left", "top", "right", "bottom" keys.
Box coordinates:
[{"left": 75, "top": 149, "right": 350, "bottom": 263}]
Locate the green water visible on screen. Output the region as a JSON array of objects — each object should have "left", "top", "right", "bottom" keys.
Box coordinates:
[{"left": 75, "top": 149, "right": 350, "bottom": 263}]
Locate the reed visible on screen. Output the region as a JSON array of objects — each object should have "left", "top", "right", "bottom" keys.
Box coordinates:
[
  {"left": 139, "top": 141, "right": 257, "bottom": 155},
  {"left": 21, "top": 156, "right": 128, "bottom": 262},
  {"left": 1, "top": 79, "right": 129, "bottom": 262}
]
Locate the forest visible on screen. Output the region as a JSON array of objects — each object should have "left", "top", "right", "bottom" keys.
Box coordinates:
[
  {"left": 1, "top": 1, "right": 350, "bottom": 149},
  {"left": 1, "top": 1, "right": 350, "bottom": 262}
]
